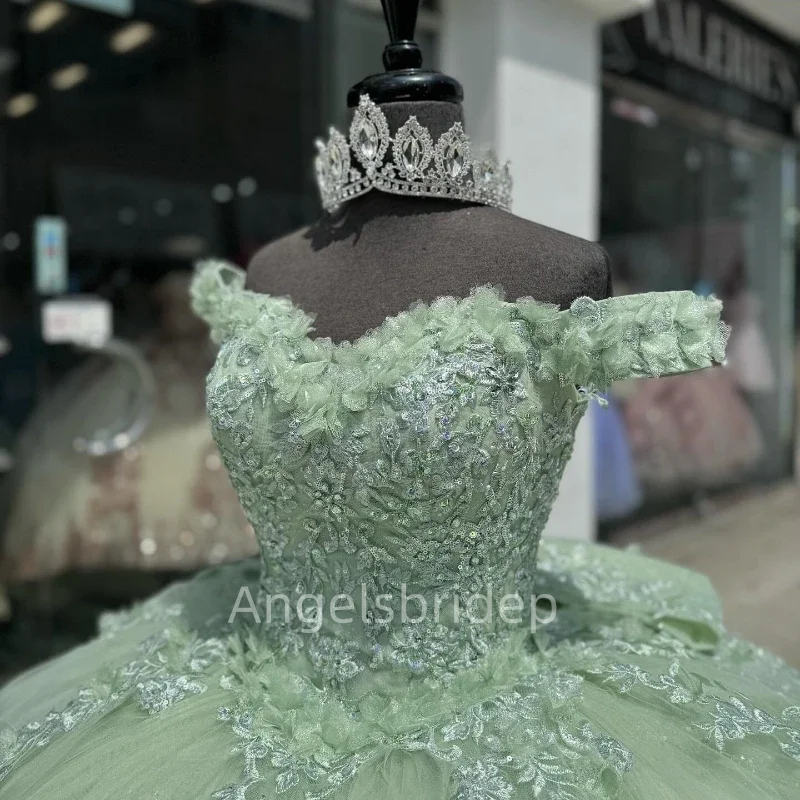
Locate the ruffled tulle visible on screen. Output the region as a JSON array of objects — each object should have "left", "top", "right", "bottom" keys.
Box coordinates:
[{"left": 190, "top": 261, "right": 728, "bottom": 440}]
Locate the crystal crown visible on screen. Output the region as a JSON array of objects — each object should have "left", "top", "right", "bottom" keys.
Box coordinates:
[{"left": 315, "top": 95, "right": 512, "bottom": 213}]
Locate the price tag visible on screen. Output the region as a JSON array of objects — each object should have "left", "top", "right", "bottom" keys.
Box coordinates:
[{"left": 42, "top": 297, "right": 113, "bottom": 347}]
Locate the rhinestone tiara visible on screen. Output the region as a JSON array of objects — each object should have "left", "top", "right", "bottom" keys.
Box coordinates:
[{"left": 315, "top": 95, "right": 513, "bottom": 213}]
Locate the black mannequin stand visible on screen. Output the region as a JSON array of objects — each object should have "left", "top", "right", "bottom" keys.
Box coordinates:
[{"left": 246, "top": 3, "right": 611, "bottom": 342}]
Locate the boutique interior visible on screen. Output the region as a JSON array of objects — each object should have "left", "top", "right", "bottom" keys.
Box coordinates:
[{"left": 599, "top": 75, "right": 798, "bottom": 530}]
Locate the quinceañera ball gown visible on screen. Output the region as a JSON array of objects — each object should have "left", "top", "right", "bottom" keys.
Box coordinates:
[{"left": 2, "top": 106, "right": 800, "bottom": 800}]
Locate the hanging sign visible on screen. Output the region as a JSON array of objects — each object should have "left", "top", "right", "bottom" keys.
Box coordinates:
[
  {"left": 34, "top": 216, "right": 69, "bottom": 296},
  {"left": 603, "top": 0, "right": 800, "bottom": 138},
  {"left": 68, "top": 0, "right": 133, "bottom": 16}
]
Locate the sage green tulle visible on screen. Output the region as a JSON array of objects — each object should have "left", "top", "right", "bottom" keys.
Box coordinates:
[
  {"left": 1, "top": 262, "right": 798, "bottom": 800},
  {"left": 189, "top": 262, "right": 729, "bottom": 440},
  {"left": 2, "top": 545, "right": 799, "bottom": 799}
]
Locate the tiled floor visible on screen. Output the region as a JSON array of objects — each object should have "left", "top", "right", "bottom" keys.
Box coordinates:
[{"left": 611, "top": 482, "right": 800, "bottom": 666}]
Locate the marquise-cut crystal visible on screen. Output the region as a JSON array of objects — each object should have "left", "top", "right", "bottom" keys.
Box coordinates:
[
  {"left": 357, "top": 120, "right": 379, "bottom": 161},
  {"left": 316, "top": 95, "right": 511, "bottom": 213},
  {"left": 445, "top": 142, "right": 465, "bottom": 178},
  {"left": 328, "top": 146, "right": 343, "bottom": 181},
  {"left": 402, "top": 135, "right": 423, "bottom": 174}
]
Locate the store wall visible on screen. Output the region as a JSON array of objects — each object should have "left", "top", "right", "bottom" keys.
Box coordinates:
[
  {"left": 442, "top": 0, "right": 605, "bottom": 541},
  {"left": 727, "top": 0, "right": 800, "bottom": 40}
]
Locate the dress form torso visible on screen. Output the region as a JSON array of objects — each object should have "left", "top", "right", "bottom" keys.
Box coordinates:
[{"left": 246, "top": 101, "right": 612, "bottom": 342}]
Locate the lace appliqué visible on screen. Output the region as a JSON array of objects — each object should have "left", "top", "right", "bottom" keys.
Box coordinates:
[
  {"left": 213, "top": 651, "right": 633, "bottom": 800},
  {"left": 0, "top": 629, "right": 225, "bottom": 779},
  {"left": 591, "top": 659, "right": 800, "bottom": 763},
  {"left": 699, "top": 698, "right": 800, "bottom": 760},
  {"left": 207, "top": 290, "right": 587, "bottom": 680},
  {"left": 99, "top": 601, "right": 184, "bottom": 639}
]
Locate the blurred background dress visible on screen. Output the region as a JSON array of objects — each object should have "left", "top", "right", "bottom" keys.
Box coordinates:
[
  {"left": 0, "top": 272, "right": 256, "bottom": 582},
  {"left": 622, "top": 369, "right": 765, "bottom": 495}
]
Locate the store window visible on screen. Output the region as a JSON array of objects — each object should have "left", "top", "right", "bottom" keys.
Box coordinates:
[
  {"left": 598, "top": 1, "right": 799, "bottom": 528},
  {"left": 2, "top": 0, "right": 318, "bottom": 281},
  {"left": 0, "top": 0, "right": 319, "bottom": 518},
  {"left": 599, "top": 79, "right": 796, "bottom": 525}
]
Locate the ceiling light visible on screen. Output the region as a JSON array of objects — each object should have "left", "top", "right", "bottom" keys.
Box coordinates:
[
  {"left": 27, "top": 1, "right": 68, "bottom": 34},
  {"left": 110, "top": 21, "right": 156, "bottom": 54},
  {"left": 238, "top": 177, "right": 258, "bottom": 197},
  {"left": 212, "top": 184, "right": 234, "bottom": 203},
  {"left": 2, "top": 232, "right": 21, "bottom": 252},
  {"left": 6, "top": 93, "right": 38, "bottom": 119},
  {"left": 50, "top": 63, "right": 90, "bottom": 91}
]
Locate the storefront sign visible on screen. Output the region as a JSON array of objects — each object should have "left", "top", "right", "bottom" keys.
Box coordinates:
[{"left": 603, "top": 0, "right": 800, "bottom": 138}]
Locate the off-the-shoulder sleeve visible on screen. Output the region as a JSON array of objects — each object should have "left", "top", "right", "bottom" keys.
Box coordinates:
[
  {"left": 530, "top": 291, "right": 730, "bottom": 390},
  {"left": 190, "top": 259, "right": 249, "bottom": 343},
  {"left": 189, "top": 259, "right": 314, "bottom": 345}
]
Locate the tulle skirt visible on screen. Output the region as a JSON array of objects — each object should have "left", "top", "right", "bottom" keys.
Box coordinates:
[{"left": 1, "top": 541, "right": 799, "bottom": 800}]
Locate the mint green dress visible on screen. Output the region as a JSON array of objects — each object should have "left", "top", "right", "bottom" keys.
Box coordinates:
[{"left": 1, "top": 260, "right": 798, "bottom": 800}]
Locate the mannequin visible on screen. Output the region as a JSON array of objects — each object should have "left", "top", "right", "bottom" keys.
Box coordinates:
[{"left": 246, "top": 1, "right": 611, "bottom": 341}]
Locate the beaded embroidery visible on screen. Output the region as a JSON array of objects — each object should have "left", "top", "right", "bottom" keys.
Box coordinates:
[{"left": 195, "top": 261, "right": 728, "bottom": 679}]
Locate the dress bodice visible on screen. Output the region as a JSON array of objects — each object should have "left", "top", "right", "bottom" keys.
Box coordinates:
[{"left": 191, "top": 261, "right": 728, "bottom": 684}]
